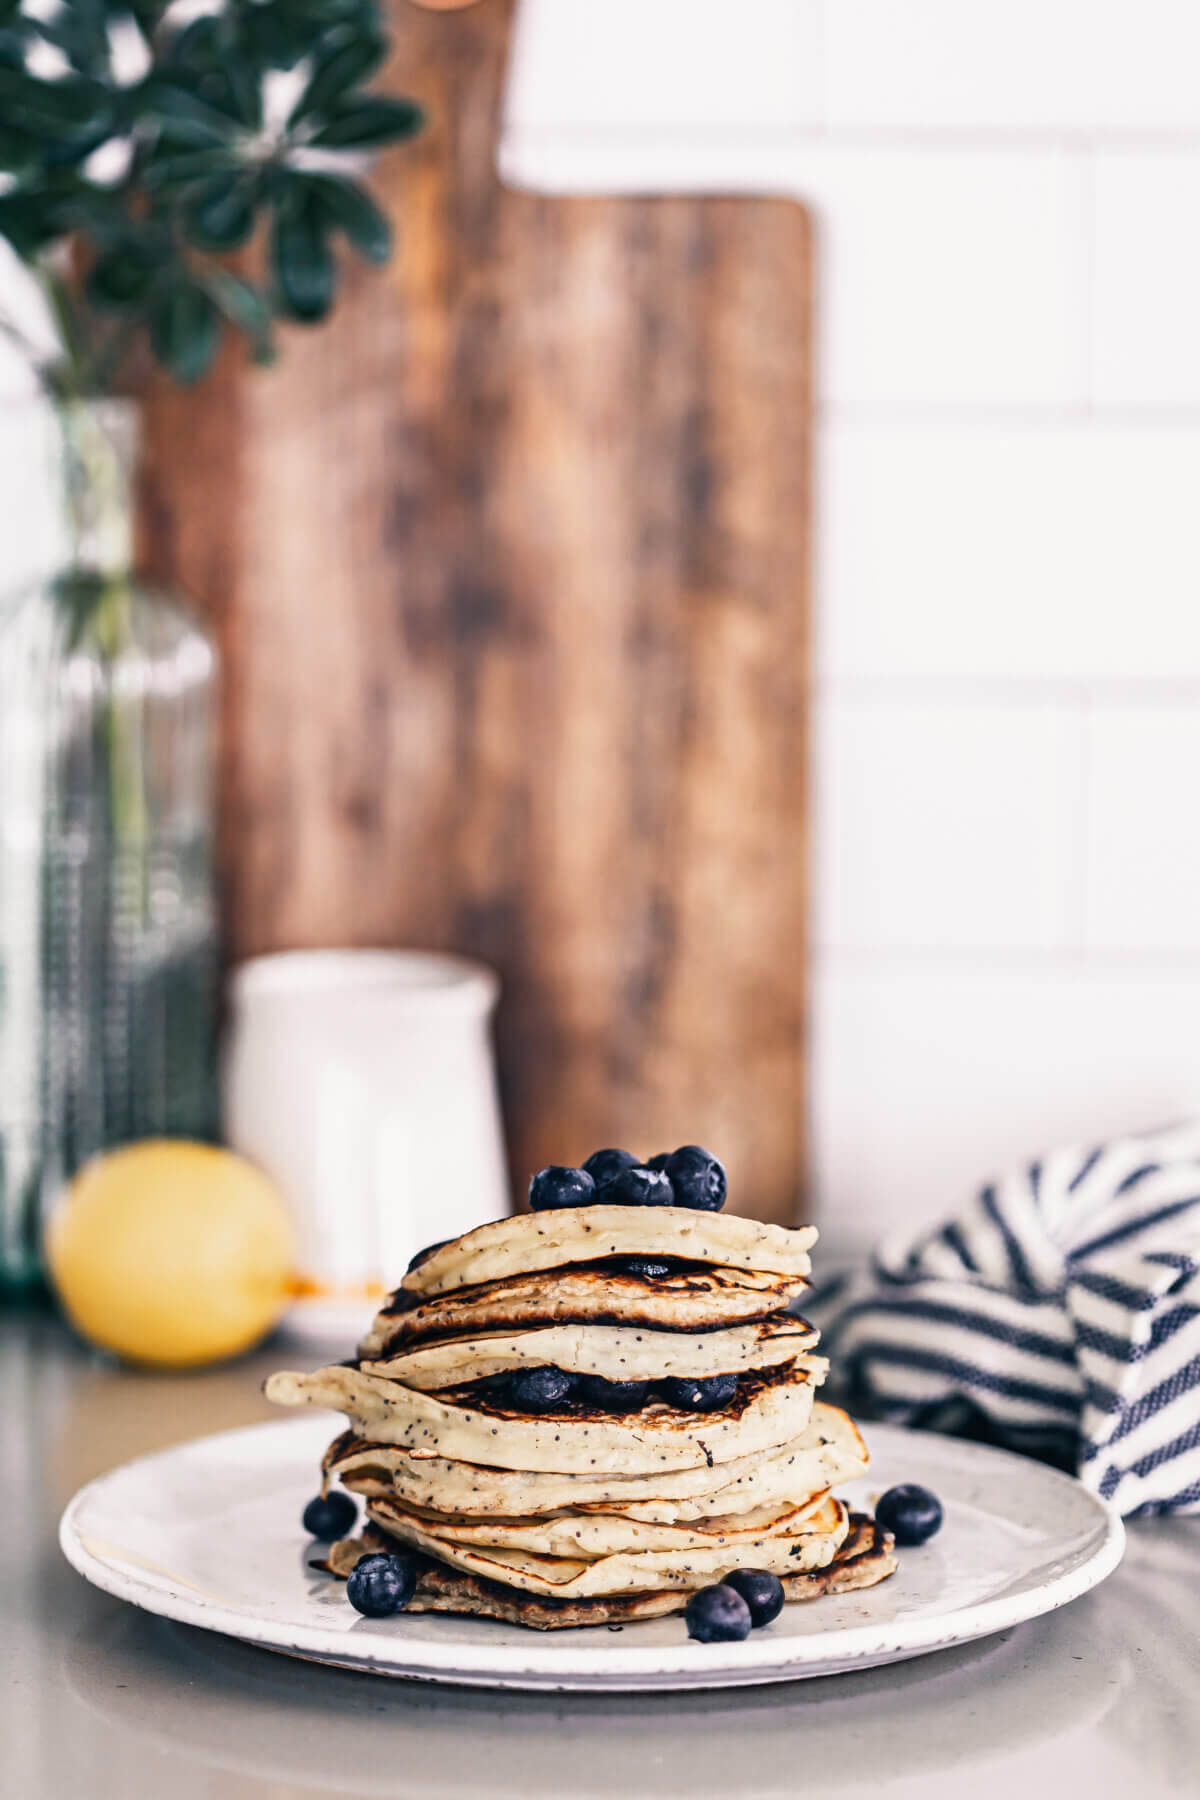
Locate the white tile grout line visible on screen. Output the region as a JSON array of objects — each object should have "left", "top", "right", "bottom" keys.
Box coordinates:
[
  {"left": 813, "top": 944, "right": 1200, "bottom": 972},
  {"left": 820, "top": 404, "right": 1200, "bottom": 426},
  {"left": 502, "top": 123, "right": 1200, "bottom": 153},
  {"left": 816, "top": 677, "right": 1200, "bottom": 703}
]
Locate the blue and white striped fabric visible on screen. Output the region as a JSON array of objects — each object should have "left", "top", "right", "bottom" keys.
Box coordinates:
[{"left": 807, "top": 1122, "right": 1200, "bottom": 1517}]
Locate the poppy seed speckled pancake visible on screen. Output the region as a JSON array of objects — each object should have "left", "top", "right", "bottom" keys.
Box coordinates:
[
  {"left": 323, "top": 1513, "right": 896, "bottom": 1628},
  {"left": 267, "top": 1361, "right": 823, "bottom": 1475},
  {"left": 324, "top": 1402, "right": 868, "bottom": 1521},
  {"left": 400, "top": 1207, "right": 816, "bottom": 1299},
  {"left": 358, "top": 1316, "right": 820, "bottom": 1389},
  {"left": 364, "top": 1489, "right": 833, "bottom": 1557},
  {"left": 360, "top": 1264, "right": 810, "bottom": 1355},
  {"left": 361, "top": 1495, "right": 850, "bottom": 1597}
]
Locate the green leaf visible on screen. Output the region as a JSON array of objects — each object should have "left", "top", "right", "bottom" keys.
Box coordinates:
[
  {"left": 0, "top": 123, "right": 37, "bottom": 175},
  {"left": 86, "top": 240, "right": 164, "bottom": 312},
  {"left": 202, "top": 268, "right": 275, "bottom": 364},
  {"left": 63, "top": 187, "right": 132, "bottom": 249},
  {"left": 184, "top": 174, "right": 257, "bottom": 251},
  {"left": 305, "top": 172, "right": 391, "bottom": 264},
  {"left": 141, "top": 146, "right": 240, "bottom": 190},
  {"left": 34, "top": 1, "right": 110, "bottom": 79},
  {"left": 0, "top": 69, "right": 114, "bottom": 142},
  {"left": 287, "top": 25, "right": 385, "bottom": 126},
  {"left": 161, "top": 16, "right": 262, "bottom": 130},
  {"left": 0, "top": 192, "right": 57, "bottom": 257},
  {"left": 150, "top": 280, "right": 221, "bottom": 384},
  {"left": 238, "top": 0, "right": 382, "bottom": 67},
  {"left": 0, "top": 174, "right": 106, "bottom": 256},
  {"left": 141, "top": 80, "right": 236, "bottom": 148},
  {"left": 125, "top": 1, "right": 172, "bottom": 37},
  {"left": 271, "top": 192, "right": 336, "bottom": 324},
  {"left": 306, "top": 94, "right": 423, "bottom": 150}
]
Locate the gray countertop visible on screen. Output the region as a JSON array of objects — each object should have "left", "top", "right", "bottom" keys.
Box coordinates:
[{"left": 5, "top": 1308, "right": 1197, "bottom": 1800}]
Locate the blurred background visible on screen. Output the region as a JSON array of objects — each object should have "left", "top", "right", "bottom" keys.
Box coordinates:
[
  {"left": 496, "top": 0, "right": 1200, "bottom": 1252},
  {"left": 3, "top": 0, "right": 1200, "bottom": 1343}
]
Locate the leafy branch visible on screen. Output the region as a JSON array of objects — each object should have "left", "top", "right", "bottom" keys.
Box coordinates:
[{"left": 0, "top": 0, "right": 424, "bottom": 389}]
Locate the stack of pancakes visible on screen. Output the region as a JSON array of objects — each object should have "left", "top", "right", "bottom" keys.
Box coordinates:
[{"left": 267, "top": 1206, "right": 896, "bottom": 1628}]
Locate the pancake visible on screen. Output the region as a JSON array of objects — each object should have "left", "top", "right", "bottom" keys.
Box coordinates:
[
  {"left": 363, "top": 1494, "right": 850, "bottom": 1597},
  {"left": 325, "top": 1401, "right": 868, "bottom": 1521},
  {"left": 401, "top": 1206, "right": 817, "bottom": 1299},
  {"left": 272, "top": 1186, "right": 897, "bottom": 1632},
  {"left": 582, "top": 1407, "right": 868, "bottom": 1522},
  {"left": 361, "top": 1264, "right": 810, "bottom": 1354},
  {"left": 366, "top": 1490, "right": 833, "bottom": 1557},
  {"left": 324, "top": 1513, "right": 895, "bottom": 1628},
  {"left": 359, "top": 1316, "right": 820, "bottom": 1388},
  {"left": 266, "top": 1360, "right": 823, "bottom": 1475}
]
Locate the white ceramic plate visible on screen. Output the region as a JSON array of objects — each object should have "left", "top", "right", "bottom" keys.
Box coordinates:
[{"left": 59, "top": 1415, "right": 1124, "bottom": 1692}]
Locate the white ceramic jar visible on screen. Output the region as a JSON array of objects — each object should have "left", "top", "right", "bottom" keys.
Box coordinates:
[{"left": 223, "top": 949, "right": 510, "bottom": 1343}]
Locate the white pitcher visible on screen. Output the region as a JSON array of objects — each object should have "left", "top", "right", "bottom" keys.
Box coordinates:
[{"left": 223, "top": 949, "right": 510, "bottom": 1344}]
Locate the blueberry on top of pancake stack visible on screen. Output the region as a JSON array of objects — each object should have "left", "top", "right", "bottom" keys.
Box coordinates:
[{"left": 267, "top": 1147, "right": 897, "bottom": 1628}]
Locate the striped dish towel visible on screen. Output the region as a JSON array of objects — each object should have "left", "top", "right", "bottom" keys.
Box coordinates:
[{"left": 806, "top": 1122, "right": 1200, "bottom": 1517}]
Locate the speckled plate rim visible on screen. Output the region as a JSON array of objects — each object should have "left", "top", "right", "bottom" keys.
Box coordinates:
[{"left": 59, "top": 1417, "right": 1125, "bottom": 1692}]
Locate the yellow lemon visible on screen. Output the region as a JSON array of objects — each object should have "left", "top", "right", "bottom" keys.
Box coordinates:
[{"left": 46, "top": 1141, "right": 295, "bottom": 1369}]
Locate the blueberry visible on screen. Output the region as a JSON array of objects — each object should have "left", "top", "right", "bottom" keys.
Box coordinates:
[
  {"left": 723, "top": 1568, "right": 784, "bottom": 1628},
  {"left": 664, "top": 1145, "right": 727, "bottom": 1212},
  {"left": 582, "top": 1148, "right": 641, "bottom": 1187},
  {"left": 875, "top": 1483, "right": 943, "bottom": 1546},
  {"left": 577, "top": 1374, "right": 652, "bottom": 1413},
  {"left": 302, "top": 1490, "right": 357, "bottom": 1540},
  {"left": 345, "top": 1552, "right": 417, "bottom": 1617},
  {"left": 508, "top": 1365, "right": 576, "bottom": 1410},
  {"left": 529, "top": 1166, "right": 597, "bottom": 1211},
  {"left": 619, "top": 1255, "right": 675, "bottom": 1279},
  {"left": 643, "top": 1152, "right": 671, "bottom": 1171},
  {"left": 600, "top": 1166, "right": 674, "bottom": 1207},
  {"left": 660, "top": 1373, "right": 738, "bottom": 1412},
  {"left": 405, "top": 1237, "right": 452, "bottom": 1272},
  {"left": 685, "top": 1583, "right": 752, "bottom": 1643}
]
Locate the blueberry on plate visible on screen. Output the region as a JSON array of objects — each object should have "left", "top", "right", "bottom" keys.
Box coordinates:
[
  {"left": 508, "top": 1365, "right": 576, "bottom": 1411},
  {"left": 660, "top": 1372, "right": 738, "bottom": 1412},
  {"left": 346, "top": 1552, "right": 417, "bottom": 1617},
  {"left": 529, "top": 1165, "right": 597, "bottom": 1212},
  {"left": 723, "top": 1567, "right": 785, "bottom": 1627},
  {"left": 664, "top": 1145, "right": 727, "bottom": 1212},
  {"left": 582, "top": 1148, "right": 641, "bottom": 1187},
  {"left": 643, "top": 1152, "right": 671, "bottom": 1172},
  {"left": 601, "top": 1166, "right": 674, "bottom": 1207},
  {"left": 875, "top": 1483, "right": 943, "bottom": 1546},
  {"left": 577, "top": 1373, "right": 652, "bottom": 1412},
  {"left": 685, "top": 1583, "right": 752, "bottom": 1643},
  {"left": 302, "top": 1490, "right": 357, "bottom": 1540},
  {"left": 620, "top": 1255, "right": 675, "bottom": 1279}
]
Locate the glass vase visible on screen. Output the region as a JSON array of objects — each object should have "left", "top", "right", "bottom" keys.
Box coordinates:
[{"left": 0, "top": 398, "right": 220, "bottom": 1290}]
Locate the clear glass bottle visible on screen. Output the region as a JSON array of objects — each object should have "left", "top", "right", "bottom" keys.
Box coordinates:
[{"left": 0, "top": 398, "right": 219, "bottom": 1289}]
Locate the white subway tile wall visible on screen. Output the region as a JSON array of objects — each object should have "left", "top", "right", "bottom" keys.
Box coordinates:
[
  {"left": 819, "top": 422, "right": 1200, "bottom": 681},
  {"left": 1092, "top": 151, "right": 1200, "bottom": 408},
  {"left": 824, "top": 0, "right": 1200, "bottom": 133},
  {"left": 1085, "top": 702, "right": 1200, "bottom": 952},
  {"left": 5, "top": 1, "right": 1199, "bottom": 1243},
  {"left": 815, "top": 695, "right": 1086, "bottom": 952}
]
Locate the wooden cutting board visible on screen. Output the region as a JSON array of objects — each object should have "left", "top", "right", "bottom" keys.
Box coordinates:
[{"left": 139, "top": 0, "right": 812, "bottom": 1223}]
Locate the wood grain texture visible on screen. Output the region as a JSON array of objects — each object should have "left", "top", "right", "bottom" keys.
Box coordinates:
[{"left": 139, "top": 0, "right": 812, "bottom": 1223}]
